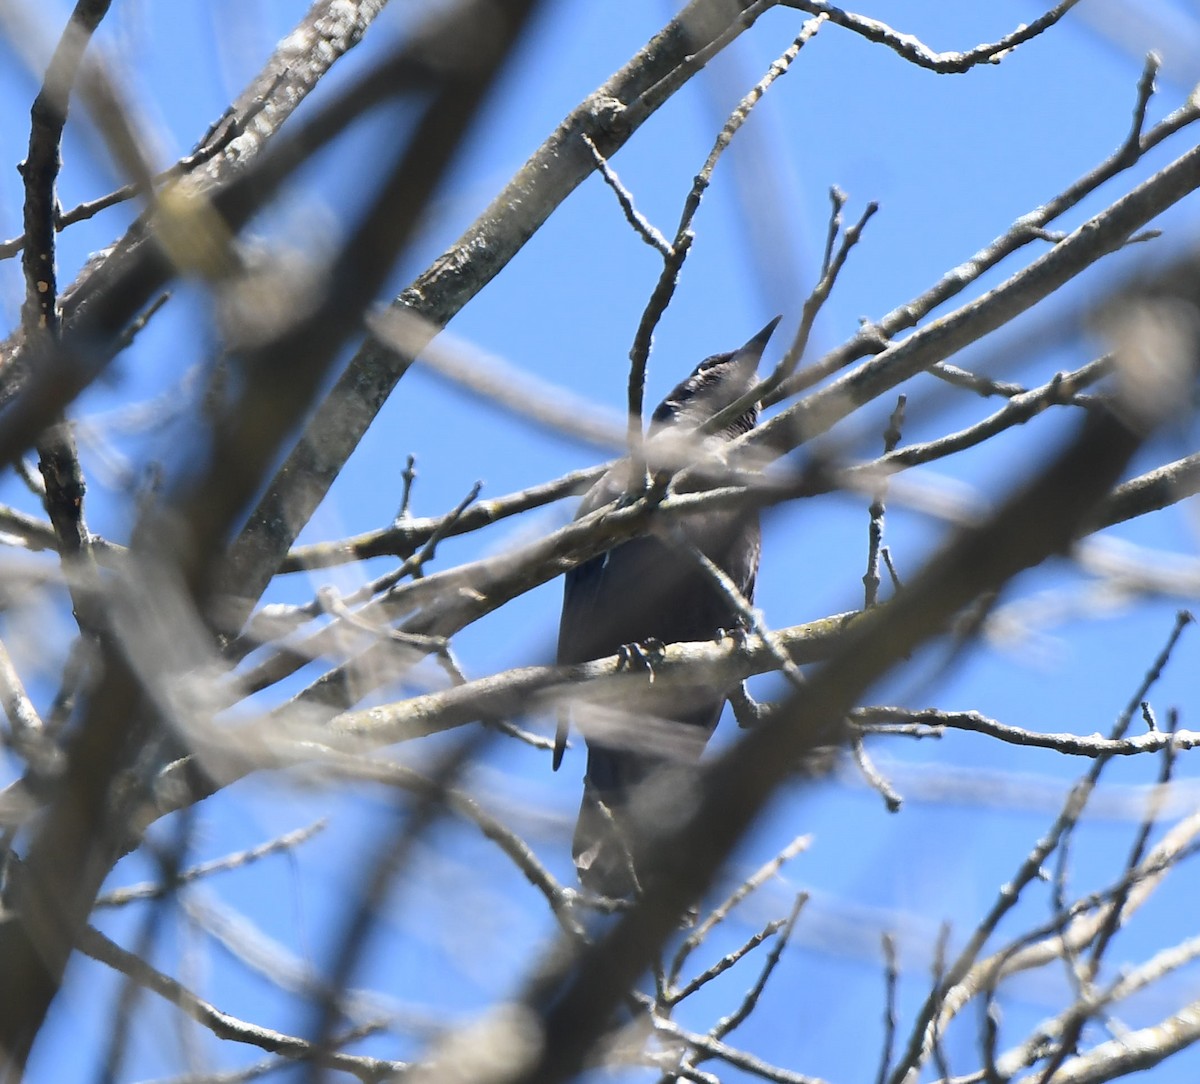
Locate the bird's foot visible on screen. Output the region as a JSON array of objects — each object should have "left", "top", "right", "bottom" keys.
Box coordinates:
[
  {"left": 715, "top": 623, "right": 752, "bottom": 648},
  {"left": 617, "top": 637, "right": 665, "bottom": 683}
]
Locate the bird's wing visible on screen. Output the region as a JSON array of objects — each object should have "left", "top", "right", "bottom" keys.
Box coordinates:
[
  {"left": 552, "top": 551, "right": 607, "bottom": 770},
  {"left": 553, "top": 467, "right": 627, "bottom": 769}
]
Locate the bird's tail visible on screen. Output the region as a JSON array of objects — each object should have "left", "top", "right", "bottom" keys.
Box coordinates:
[
  {"left": 572, "top": 751, "right": 643, "bottom": 898},
  {"left": 571, "top": 737, "right": 707, "bottom": 899}
]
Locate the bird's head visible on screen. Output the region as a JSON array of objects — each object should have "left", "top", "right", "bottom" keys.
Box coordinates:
[{"left": 650, "top": 316, "right": 781, "bottom": 438}]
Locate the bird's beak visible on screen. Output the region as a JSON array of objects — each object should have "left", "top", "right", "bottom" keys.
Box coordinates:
[{"left": 734, "top": 315, "right": 783, "bottom": 365}]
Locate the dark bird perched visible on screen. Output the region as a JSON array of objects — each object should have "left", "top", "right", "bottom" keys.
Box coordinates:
[{"left": 554, "top": 318, "right": 779, "bottom": 897}]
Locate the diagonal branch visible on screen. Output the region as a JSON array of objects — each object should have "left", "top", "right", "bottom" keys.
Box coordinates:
[
  {"left": 222, "top": 0, "right": 794, "bottom": 619},
  {"left": 747, "top": 139, "right": 1200, "bottom": 463},
  {"left": 19, "top": 1, "right": 113, "bottom": 636},
  {"left": 0, "top": 1, "right": 544, "bottom": 1070},
  {"left": 779, "top": 0, "right": 1083, "bottom": 73},
  {"left": 505, "top": 396, "right": 1151, "bottom": 1084}
]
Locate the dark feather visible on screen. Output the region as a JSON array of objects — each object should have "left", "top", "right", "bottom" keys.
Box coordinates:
[{"left": 555, "top": 318, "right": 778, "bottom": 896}]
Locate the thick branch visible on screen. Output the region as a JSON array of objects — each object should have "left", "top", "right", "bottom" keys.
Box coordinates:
[
  {"left": 748, "top": 143, "right": 1200, "bottom": 462},
  {"left": 222, "top": 0, "right": 790, "bottom": 620},
  {"left": 0, "top": 1, "right": 543, "bottom": 1069},
  {"left": 505, "top": 399, "right": 1148, "bottom": 1084}
]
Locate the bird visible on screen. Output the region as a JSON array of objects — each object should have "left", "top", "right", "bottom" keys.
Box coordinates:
[{"left": 553, "top": 318, "right": 779, "bottom": 897}]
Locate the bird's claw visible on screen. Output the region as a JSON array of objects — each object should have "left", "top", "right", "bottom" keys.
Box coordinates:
[
  {"left": 715, "top": 624, "right": 751, "bottom": 647},
  {"left": 617, "top": 638, "right": 665, "bottom": 683}
]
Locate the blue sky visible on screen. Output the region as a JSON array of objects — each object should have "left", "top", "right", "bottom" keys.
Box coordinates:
[{"left": 2, "top": 2, "right": 1200, "bottom": 1081}]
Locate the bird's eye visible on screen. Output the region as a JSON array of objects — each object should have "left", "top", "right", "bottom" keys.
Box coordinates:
[{"left": 694, "top": 352, "right": 730, "bottom": 373}]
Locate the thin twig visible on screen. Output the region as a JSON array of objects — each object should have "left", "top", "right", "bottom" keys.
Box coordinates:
[
  {"left": 929, "top": 923, "right": 954, "bottom": 1084},
  {"left": 876, "top": 933, "right": 899, "bottom": 1084},
  {"left": 1036, "top": 703, "right": 1183, "bottom": 1083},
  {"left": 282, "top": 464, "right": 602, "bottom": 572},
  {"left": 996, "top": 931, "right": 1200, "bottom": 1078},
  {"left": 761, "top": 76, "right": 1200, "bottom": 410},
  {"left": 852, "top": 736, "right": 903, "bottom": 812},
  {"left": 820, "top": 186, "right": 846, "bottom": 277},
  {"left": 777, "top": 196, "right": 879, "bottom": 386},
  {"left": 669, "top": 834, "right": 811, "bottom": 986},
  {"left": 232, "top": 482, "right": 482, "bottom": 687},
  {"left": 1120, "top": 52, "right": 1161, "bottom": 162},
  {"left": 669, "top": 917, "right": 786, "bottom": 1004},
  {"left": 397, "top": 454, "right": 417, "bottom": 520},
  {"left": 863, "top": 395, "right": 906, "bottom": 609},
  {"left": 778, "top": 0, "right": 1083, "bottom": 74},
  {"left": 95, "top": 820, "right": 327, "bottom": 908},
  {"left": 659, "top": 1019, "right": 830, "bottom": 1084},
  {"left": 625, "top": 15, "right": 826, "bottom": 465},
  {"left": 582, "top": 133, "right": 671, "bottom": 255},
  {"left": 0, "top": 81, "right": 268, "bottom": 260},
  {"left": 75, "top": 923, "right": 401, "bottom": 1082},
  {"left": 852, "top": 703, "right": 1200, "bottom": 759},
  {"left": 710, "top": 892, "right": 807, "bottom": 1040},
  {"left": 888, "top": 614, "right": 1195, "bottom": 1084}
]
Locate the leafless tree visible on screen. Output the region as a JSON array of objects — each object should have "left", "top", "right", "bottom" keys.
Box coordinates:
[{"left": 0, "top": 2, "right": 1199, "bottom": 1083}]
